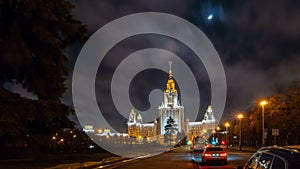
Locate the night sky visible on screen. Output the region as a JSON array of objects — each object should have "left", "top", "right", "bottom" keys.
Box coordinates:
[{"left": 44, "top": 0, "right": 300, "bottom": 130}]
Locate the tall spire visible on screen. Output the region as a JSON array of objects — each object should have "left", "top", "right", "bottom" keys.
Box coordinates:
[
  {"left": 169, "top": 60, "right": 173, "bottom": 79},
  {"left": 129, "top": 108, "right": 136, "bottom": 123},
  {"left": 165, "top": 60, "right": 177, "bottom": 93}
]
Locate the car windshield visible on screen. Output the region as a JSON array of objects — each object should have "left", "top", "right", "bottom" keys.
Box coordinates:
[
  {"left": 205, "top": 147, "right": 224, "bottom": 151},
  {"left": 292, "top": 158, "right": 300, "bottom": 169},
  {"left": 193, "top": 149, "right": 204, "bottom": 153}
]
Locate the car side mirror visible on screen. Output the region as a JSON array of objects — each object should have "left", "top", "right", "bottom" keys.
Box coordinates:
[{"left": 236, "top": 166, "right": 243, "bottom": 169}]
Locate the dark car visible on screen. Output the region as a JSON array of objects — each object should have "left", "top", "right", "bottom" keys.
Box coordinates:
[
  {"left": 191, "top": 149, "right": 204, "bottom": 163},
  {"left": 201, "top": 146, "right": 228, "bottom": 164},
  {"left": 237, "top": 145, "right": 300, "bottom": 169}
]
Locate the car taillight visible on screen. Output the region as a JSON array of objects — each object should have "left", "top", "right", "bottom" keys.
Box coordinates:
[
  {"left": 220, "top": 152, "right": 227, "bottom": 157},
  {"left": 204, "top": 153, "right": 212, "bottom": 157}
]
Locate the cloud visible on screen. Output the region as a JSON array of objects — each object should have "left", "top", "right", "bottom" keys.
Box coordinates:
[
  {"left": 231, "top": 0, "right": 300, "bottom": 37},
  {"left": 72, "top": 0, "right": 189, "bottom": 33},
  {"left": 224, "top": 54, "right": 300, "bottom": 120},
  {"left": 67, "top": 0, "right": 300, "bottom": 125}
]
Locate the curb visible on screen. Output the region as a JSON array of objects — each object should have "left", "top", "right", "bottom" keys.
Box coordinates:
[{"left": 45, "top": 157, "right": 128, "bottom": 169}]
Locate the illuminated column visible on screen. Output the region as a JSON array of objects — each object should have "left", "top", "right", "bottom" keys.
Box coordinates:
[
  {"left": 237, "top": 114, "right": 244, "bottom": 150},
  {"left": 260, "top": 100, "right": 268, "bottom": 146}
]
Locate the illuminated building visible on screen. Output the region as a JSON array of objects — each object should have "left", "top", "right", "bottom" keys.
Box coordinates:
[
  {"left": 128, "top": 109, "right": 159, "bottom": 138},
  {"left": 127, "top": 61, "right": 215, "bottom": 142},
  {"left": 159, "top": 61, "right": 184, "bottom": 135},
  {"left": 83, "top": 125, "right": 95, "bottom": 133}
]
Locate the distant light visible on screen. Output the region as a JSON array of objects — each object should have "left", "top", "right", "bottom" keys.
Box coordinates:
[
  {"left": 260, "top": 100, "right": 268, "bottom": 106},
  {"left": 237, "top": 114, "right": 244, "bottom": 119},
  {"left": 225, "top": 122, "right": 230, "bottom": 127},
  {"left": 208, "top": 14, "right": 213, "bottom": 20}
]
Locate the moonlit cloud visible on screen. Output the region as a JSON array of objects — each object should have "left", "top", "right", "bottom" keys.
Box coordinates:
[{"left": 62, "top": 0, "right": 300, "bottom": 126}]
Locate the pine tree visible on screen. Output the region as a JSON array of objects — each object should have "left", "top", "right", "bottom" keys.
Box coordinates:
[
  {"left": 164, "top": 116, "right": 178, "bottom": 145},
  {"left": 0, "top": 0, "right": 87, "bottom": 152}
]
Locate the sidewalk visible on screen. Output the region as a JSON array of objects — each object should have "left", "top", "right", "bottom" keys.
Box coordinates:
[
  {"left": 44, "top": 156, "right": 128, "bottom": 169},
  {"left": 0, "top": 146, "right": 182, "bottom": 169},
  {"left": 0, "top": 152, "right": 120, "bottom": 169},
  {"left": 42, "top": 146, "right": 181, "bottom": 169}
]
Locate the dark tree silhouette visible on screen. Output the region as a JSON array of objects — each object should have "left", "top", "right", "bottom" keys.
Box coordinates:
[
  {"left": 0, "top": 0, "right": 87, "bottom": 153},
  {"left": 164, "top": 116, "right": 178, "bottom": 145},
  {"left": 266, "top": 81, "right": 300, "bottom": 145},
  {"left": 230, "top": 80, "right": 300, "bottom": 147},
  {"left": 0, "top": 0, "right": 87, "bottom": 99}
]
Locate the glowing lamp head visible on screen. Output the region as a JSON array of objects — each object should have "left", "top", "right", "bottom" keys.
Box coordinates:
[
  {"left": 225, "top": 122, "right": 230, "bottom": 127},
  {"left": 260, "top": 100, "right": 268, "bottom": 106},
  {"left": 237, "top": 114, "right": 244, "bottom": 119}
]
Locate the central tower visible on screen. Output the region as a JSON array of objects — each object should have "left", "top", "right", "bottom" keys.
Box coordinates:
[{"left": 158, "top": 61, "right": 184, "bottom": 135}]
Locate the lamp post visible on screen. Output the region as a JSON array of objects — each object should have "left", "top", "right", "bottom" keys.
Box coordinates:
[
  {"left": 260, "top": 100, "right": 268, "bottom": 146},
  {"left": 212, "top": 130, "right": 216, "bottom": 145},
  {"left": 216, "top": 126, "right": 221, "bottom": 143},
  {"left": 212, "top": 130, "right": 216, "bottom": 137},
  {"left": 237, "top": 114, "right": 244, "bottom": 150},
  {"left": 225, "top": 122, "right": 230, "bottom": 149}
]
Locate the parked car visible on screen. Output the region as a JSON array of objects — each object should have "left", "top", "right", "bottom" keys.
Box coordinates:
[
  {"left": 201, "top": 146, "right": 228, "bottom": 164},
  {"left": 237, "top": 145, "right": 300, "bottom": 169}
]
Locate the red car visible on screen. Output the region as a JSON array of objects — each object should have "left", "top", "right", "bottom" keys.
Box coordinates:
[{"left": 202, "top": 146, "right": 228, "bottom": 164}]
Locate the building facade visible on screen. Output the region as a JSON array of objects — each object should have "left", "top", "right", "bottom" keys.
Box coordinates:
[
  {"left": 127, "top": 62, "right": 216, "bottom": 142},
  {"left": 159, "top": 61, "right": 184, "bottom": 135}
]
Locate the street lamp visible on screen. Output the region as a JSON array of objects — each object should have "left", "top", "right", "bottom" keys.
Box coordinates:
[
  {"left": 225, "top": 122, "right": 230, "bottom": 149},
  {"left": 212, "top": 130, "right": 216, "bottom": 145},
  {"left": 260, "top": 100, "right": 268, "bottom": 146},
  {"left": 212, "top": 129, "right": 216, "bottom": 137},
  {"left": 237, "top": 114, "right": 244, "bottom": 150},
  {"left": 216, "top": 126, "right": 221, "bottom": 143}
]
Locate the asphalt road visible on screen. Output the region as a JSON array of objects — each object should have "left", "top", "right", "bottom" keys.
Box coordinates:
[{"left": 95, "top": 147, "right": 253, "bottom": 169}]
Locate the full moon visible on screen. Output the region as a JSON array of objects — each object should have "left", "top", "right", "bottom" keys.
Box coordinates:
[{"left": 208, "top": 14, "right": 213, "bottom": 20}]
